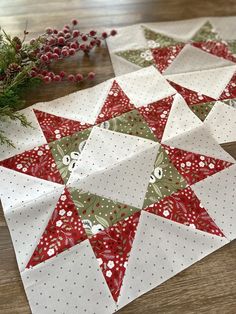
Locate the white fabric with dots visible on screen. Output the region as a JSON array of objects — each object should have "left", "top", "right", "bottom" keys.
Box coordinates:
[
  {"left": 68, "top": 126, "right": 159, "bottom": 208},
  {"left": 162, "top": 93, "right": 202, "bottom": 142},
  {"left": 117, "top": 211, "right": 229, "bottom": 309},
  {"left": 204, "top": 101, "right": 236, "bottom": 143},
  {"left": 3, "top": 187, "right": 64, "bottom": 271},
  {"left": 32, "top": 79, "right": 114, "bottom": 125},
  {"left": 0, "top": 166, "right": 64, "bottom": 211},
  {"left": 0, "top": 108, "right": 46, "bottom": 161},
  {"left": 192, "top": 164, "right": 236, "bottom": 240},
  {"left": 165, "top": 65, "right": 236, "bottom": 99},
  {"left": 164, "top": 44, "right": 235, "bottom": 75},
  {"left": 116, "top": 66, "right": 176, "bottom": 107},
  {"left": 162, "top": 125, "right": 235, "bottom": 163},
  {"left": 21, "top": 240, "right": 117, "bottom": 314}
]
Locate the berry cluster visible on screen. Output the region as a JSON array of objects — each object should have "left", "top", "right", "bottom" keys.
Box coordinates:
[{"left": 26, "top": 19, "right": 117, "bottom": 83}]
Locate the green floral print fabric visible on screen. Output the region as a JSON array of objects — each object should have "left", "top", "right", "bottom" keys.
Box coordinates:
[
  {"left": 143, "top": 145, "right": 187, "bottom": 208},
  {"left": 69, "top": 188, "right": 140, "bottom": 236},
  {"left": 116, "top": 49, "right": 154, "bottom": 68},
  {"left": 190, "top": 102, "right": 215, "bottom": 121}
]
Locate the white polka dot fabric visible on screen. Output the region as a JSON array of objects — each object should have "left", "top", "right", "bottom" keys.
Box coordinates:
[
  {"left": 165, "top": 65, "right": 236, "bottom": 99},
  {"left": 162, "top": 93, "right": 202, "bottom": 142},
  {"left": 21, "top": 240, "right": 116, "bottom": 314},
  {"left": 162, "top": 125, "right": 235, "bottom": 163},
  {"left": 0, "top": 166, "right": 64, "bottom": 211},
  {"left": 0, "top": 108, "right": 46, "bottom": 161},
  {"left": 116, "top": 66, "right": 176, "bottom": 107},
  {"left": 164, "top": 44, "right": 235, "bottom": 75},
  {"left": 3, "top": 187, "right": 64, "bottom": 271},
  {"left": 33, "top": 79, "right": 114, "bottom": 125},
  {"left": 192, "top": 164, "right": 236, "bottom": 240},
  {"left": 117, "top": 211, "right": 229, "bottom": 309},
  {"left": 68, "top": 127, "right": 160, "bottom": 208},
  {"left": 204, "top": 101, "right": 236, "bottom": 143}
]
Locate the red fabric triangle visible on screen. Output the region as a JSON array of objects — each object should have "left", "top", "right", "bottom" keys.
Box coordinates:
[
  {"left": 192, "top": 41, "right": 236, "bottom": 63},
  {"left": 219, "top": 72, "right": 236, "bottom": 100},
  {"left": 138, "top": 95, "right": 174, "bottom": 142},
  {"left": 34, "top": 109, "right": 91, "bottom": 143},
  {"left": 168, "top": 81, "right": 215, "bottom": 105},
  {"left": 27, "top": 188, "right": 87, "bottom": 268},
  {"left": 151, "top": 44, "right": 184, "bottom": 73},
  {"left": 0, "top": 144, "right": 63, "bottom": 184},
  {"left": 163, "top": 144, "right": 233, "bottom": 185},
  {"left": 89, "top": 211, "right": 140, "bottom": 302},
  {"left": 95, "top": 80, "right": 134, "bottom": 124},
  {"left": 144, "top": 186, "right": 224, "bottom": 237}
]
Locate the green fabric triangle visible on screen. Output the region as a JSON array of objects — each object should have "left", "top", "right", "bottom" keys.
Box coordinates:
[
  {"left": 143, "top": 146, "right": 187, "bottom": 208},
  {"left": 226, "top": 40, "right": 236, "bottom": 55},
  {"left": 116, "top": 49, "right": 154, "bottom": 67},
  {"left": 190, "top": 102, "right": 215, "bottom": 121},
  {"left": 143, "top": 26, "right": 181, "bottom": 47},
  {"left": 191, "top": 21, "right": 219, "bottom": 42},
  {"left": 100, "top": 109, "right": 158, "bottom": 142}
]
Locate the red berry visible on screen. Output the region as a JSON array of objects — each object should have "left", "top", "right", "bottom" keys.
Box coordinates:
[
  {"left": 110, "top": 29, "right": 117, "bottom": 36},
  {"left": 72, "top": 19, "right": 78, "bottom": 26},
  {"left": 70, "top": 42, "right": 78, "bottom": 49},
  {"left": 58, "top": 31, "right": 64, "bottom": 36},
  {"left": 59, "top": 71, "right": 66, "bottom": 78},
  {"left": 65, "top": 33, "right": 71, "bottom": 39},
  {"left": 102, "top": 32, "right": 108, "bottom": 39},
  {"left": 53, "top": 47, "right": 60, "bottom": 54},
  {"left": 89, "top": 30, "right": 96, "bottom": 36},
  {"left": 63, "top": 28, "right": 69, "bottom": 34},
  {"left": 76, "top": 73, "right": 83, "bottom": 81},
  {"left": 72, "top": 30, "right": 80, "bottom": 38},
  {"left": 54, "top": 75, "right": 61, "bottom": 82},
  {"left": 82, "top": 35, "right": 88, "bottom": 41},
  {"left": 64, "top": 24, "right": 70, "bottom": 30},
  {"left": 30, "top": 70, "right": 37, "bottom": 77},
  {"left": 46, "top": 28, "right": 53, "bottom": 34},
  {"left": 40, "top": 55, "right": 49, "bottom": 63},
  {"left": 88, "top": 72, "right": 95, "bottom": 80},
  {"left": 58, "top": 37, "right": 65, "bottom": 45},
  {"left": 52, "top": 53, "right": 59, "bottom": 60},
  {"left": 44, "top": 76, "right": 51, "bottom": 83},
  {"left": 48, "top": 72, "right": 55, "bottom": 78},
  {"left": 53, "top": 29, "right": 58, "bottom": 34},
  {"left": 80, "top": 44, "right": 86, "bottom": 51},
  {"left": 46, "top": 52, "right": 52, "bottom": 59},
  {"left": 90, "top": 40, "right": 96, "bottom": 47},
  {"left": 61, "top": 49, "right": 69, "bottom": 57},
  {"left": 67, "top": 74, "right": 75, "bottom": 81},
  {"left": 69, "top": 48, "right": 76, "bottom": 55},
  {"left": 49, "top": 38, "right": 56, "bottom": 45},
  {"left": 96, "top": 39, "right": 101, "bottom": 47},
  {"left": 44, "top": 45, "right": 51, "bottom": 52}
]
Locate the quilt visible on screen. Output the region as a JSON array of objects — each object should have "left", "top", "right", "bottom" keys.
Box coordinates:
[{"left": 0, "top": 65, "right": 236, "bottom": 314}]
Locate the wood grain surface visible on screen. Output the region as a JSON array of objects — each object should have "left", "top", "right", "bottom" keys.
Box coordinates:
[{"left": 0, "top": 1, "right": 236, "bottom": 313}]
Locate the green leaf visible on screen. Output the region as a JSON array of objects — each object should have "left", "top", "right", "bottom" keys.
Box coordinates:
[
  {"left": 73, "top": 200, "right": 84, "bottom": 208},
  {"left": 155, "top": 151, "right": 163, "bottom": 167},
  {"left": 56, "top": 144, "right": 64, "bottom": 157},
  {"left": 95, "top": 215, "right": 110, "bottom": 228},
  {"left": 152, "top": 184, "right": 162, "bottom": 198}
]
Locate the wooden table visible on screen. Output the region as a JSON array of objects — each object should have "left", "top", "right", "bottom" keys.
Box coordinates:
[{"left": 0, "top": 1, "right": 236, "bottom": 313}]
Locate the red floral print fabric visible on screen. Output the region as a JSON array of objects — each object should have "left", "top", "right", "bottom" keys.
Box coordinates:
[
  {"left": 168, "top": 81, "right": 215, "bottom": 105},
  {"left": 27, "top": 188, "right": 87, "bottom": 268},
  {"left": 219, "top": 72, "right": 236, "bottom": 100},
  {"left": 89, "top": 212, "right": 140, "bottom": 301},
  {"left": 163, "top": 145, "right": 233, "bottom": 185},
  {"left": 34, "top": 109, "right": 91, "bottom": 143},
  {"left": 151, "top": 44, "right": 184, "bottom": 73},
  {"left": 96, "top": 80, "right": 134, "bottom": 124},
  {"left": 0, "top": 144, "right": 63, "bottom": 184},
  {"left": 138, "top": 95, "right": 174, "bottom": 142},
  {"left": 144, "top": 186, "right": 224, "bottom": 237}
]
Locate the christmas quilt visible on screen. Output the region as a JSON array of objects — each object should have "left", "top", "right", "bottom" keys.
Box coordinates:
[{"left": 0, "top": 66, "right": 236, "bottom": 314}]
